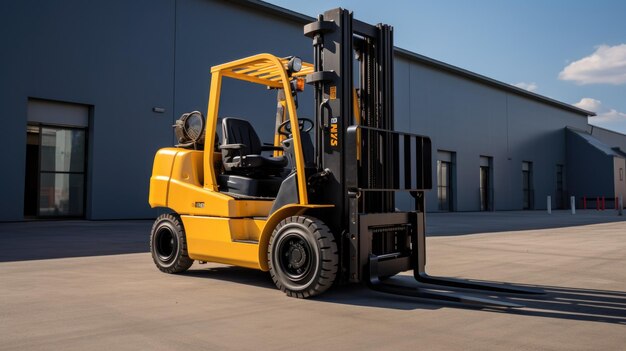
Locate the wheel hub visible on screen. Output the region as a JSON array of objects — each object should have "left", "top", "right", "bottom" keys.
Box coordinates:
[
  {"left": 278, "top": 234, "right": 313, "bottom": 280},
  {"left": 155, "top": 227, "right": 176, "bottom": 262},
  {"left": 287, "top": 242, "right": 307, "bottom": 269}
]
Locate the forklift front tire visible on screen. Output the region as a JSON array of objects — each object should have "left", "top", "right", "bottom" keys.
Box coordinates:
[
  {"left": 268, "top": 216, "right": 338, "bottom": 298},
  {"left": 150, "top": 213, "right": 194, "bottom": 274}
]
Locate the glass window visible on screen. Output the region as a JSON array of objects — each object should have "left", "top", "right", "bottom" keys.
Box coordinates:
[
  {"left": 437, "top": 158, "right": 453, "bottom": 211},
  {"left": 39, "top": 173, "right": 84, "bottom": 216},
  {"left": 40, "top": 127, "right": 86, "bottom": 173},
  {"left": 24, "top": 124, "right": 87, "bottom": 218},
  {"left": 522, "top": 161, "right": 533, "bottom": 210}
]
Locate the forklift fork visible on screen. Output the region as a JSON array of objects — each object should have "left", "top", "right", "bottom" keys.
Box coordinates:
[
  {"left": 414, "top": 273, "right": 542, "bottom": 296},
  {"left": 368, "top": 255, "right": 523, "bottom": 309},
  {"left": 412, "top": 210, "right": 544, "bottom": 296},
  {"left": 363, "top": 200, "right": 542, "bottom": 309}
]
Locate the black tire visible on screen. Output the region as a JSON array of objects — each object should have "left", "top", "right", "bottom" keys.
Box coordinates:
[
  {"left": 150, "top": 213, "right": 194, "bottom": 274},
  {"left": 268, "top": 215, "right": 338, "bottom": 298}
]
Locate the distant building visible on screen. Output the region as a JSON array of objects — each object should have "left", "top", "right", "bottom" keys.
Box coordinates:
[{"left": 1, "top": 0, "right": 624, "bottom": 221}]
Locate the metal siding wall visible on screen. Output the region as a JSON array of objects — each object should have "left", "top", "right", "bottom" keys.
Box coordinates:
[
  {"left": 614, "top": 158, "right": 626, "bottom": 201},
  {"left": 0, "top": 0, "right": 313, "bottom": 221},
  {"left": 1, "top": 0, "right": 176, "bottom": 220},
  {"left": 400, "top": 58, "right": 508, "bottom": 211},
  {"left": 173, "top": 0, "right": 313, "bottom": 151},
  {"left": 591, "top": 127, "right": 626, "bottom": 152},
  {"left": 506, "top": 95, "right": 587, "bottom": 210},
  {"left": 0, "top": 2, "right": 28, "bottom": 221},
  {"left": 566, "top": 130, "right": 615, "bottom": 201},
  {"left": 1, "top": 0, "right": 614, "bottom": 220},
  {"left": 395, "top": 57, "right": 590, "bottom": 212},
  {"left": 393, "top": 59, "right": 414, "bottom": 211}
]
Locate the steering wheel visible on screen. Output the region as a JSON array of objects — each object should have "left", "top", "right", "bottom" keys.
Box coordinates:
[{"left": 278, "top": 118, "right": 314, "bottom": 137}]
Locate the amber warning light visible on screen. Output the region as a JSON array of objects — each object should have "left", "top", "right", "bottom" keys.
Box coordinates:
[{"left": 296, "top": 78, "right": 305, "bottom": 92}]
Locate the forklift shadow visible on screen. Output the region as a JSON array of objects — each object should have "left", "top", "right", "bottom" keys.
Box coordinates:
[
  {"left": 317, "top": 284, "right": 441, "bottom": 311},
  {"left": 183, "top": 265, "right": 440, "bottom": 311},
  {"left": 503, "top": 283, "right": 626, "bottom": 325},
  {"left": 180, "top": 266, "right": 626, "bottom": 324},
  {"left": 355, "top": 275, "right": 626, "bottom": 325},
  {"left": 182, "top": 265, "right": 276, "bottom": 290}
]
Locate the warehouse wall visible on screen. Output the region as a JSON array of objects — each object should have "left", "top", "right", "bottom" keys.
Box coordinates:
[
  {"left": 0, "top": 0, "right": 310, "bottom": 221},
  {"left": 590, "top": 126, "right": 626, "bottom": 152},
  {"left": 614, "top": 157, "right": 626, "bottom": 202},
  {"left": 1, "top": 0, "right": 176, "bottom": 220},
  {"left": 566, "top": 129, "right": 615, "bottom": 202},
  {"left": 173, "top": 0, "right": 313, "bottom": 148},
  {"left": 0, "top": 0, "right": 610, "bottom": 220},
  {"left": 395, "top": 57, "right": 590, "bottom": 211}
]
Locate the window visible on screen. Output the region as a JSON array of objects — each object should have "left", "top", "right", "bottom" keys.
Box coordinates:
[
  {"left": 480, "top": 156, "right": 493, "bottom": 211},
  {"left": 556, "top": 164, "right": 564, "bottom": 209},
  {"left": 437, "top": 151, "right": 455, "bottom": 211},
  {"left": 24, "top": 99, "right": 89, "bottom": 218},
  {"left": 522, "top": 161, "right": 533, "bottom": 210},
  {"left": 25, "top": 125, "right": 87, "bottom": 217}
]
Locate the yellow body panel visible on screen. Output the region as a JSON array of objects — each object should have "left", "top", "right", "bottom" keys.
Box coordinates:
[
  {"left": 182, "top": 204, "right": 333, "bottom": 271},
  {"left": 149, "top": 53, "right": 334, "bottom": 271},
  {"left": 182, "top": 216, "right": 261, "bottom": 269},
  {"left": 148, "top": 148, "right": 178, "bottom": 207},
  {"left": 149, "top": 147, "right": 273, "bottom": 217}
]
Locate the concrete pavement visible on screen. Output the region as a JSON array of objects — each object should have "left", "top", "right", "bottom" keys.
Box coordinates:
[{"left": 1, "top": 212, "right": 625, "bottom": 350}]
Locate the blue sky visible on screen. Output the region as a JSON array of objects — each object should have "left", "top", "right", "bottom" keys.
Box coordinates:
[{"left": 265, "top": 0, "right": 626, "bottom": 134}]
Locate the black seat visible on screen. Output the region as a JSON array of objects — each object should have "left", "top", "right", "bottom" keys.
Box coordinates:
[{"left": 220, "top": 117, "right": 287, "bottom": 176}]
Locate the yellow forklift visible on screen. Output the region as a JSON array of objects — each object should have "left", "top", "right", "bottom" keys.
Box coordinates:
[{"left": 149, "top": 8, "right": 539, "bottom": 306}]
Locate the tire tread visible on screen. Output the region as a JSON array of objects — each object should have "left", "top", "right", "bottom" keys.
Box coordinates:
[
  {"left": 150, "top": 213, "right": 194, "bottom": 274},
  {"left": 268, "top": 215, "right": 338, "bottom": 298}
]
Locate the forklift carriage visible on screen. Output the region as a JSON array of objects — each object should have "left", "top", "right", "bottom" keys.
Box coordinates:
[{"left": 148, "top": 8, "right": 540, "bottom": 307}]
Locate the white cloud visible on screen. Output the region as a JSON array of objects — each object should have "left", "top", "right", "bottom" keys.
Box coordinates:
[
  {"left": 574, "top": 97, "right": 626, "bottom": 123},
  {"left": 513, "top": 82, "right": 538, "bottom": 92},
  {"left": 574, "top": 97, "right": 602, "bottom": 113},
  {"left": 559, "top": 44, "right": 626, "bottom": 85}
]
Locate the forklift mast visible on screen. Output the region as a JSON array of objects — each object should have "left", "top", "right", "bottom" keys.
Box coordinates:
[
  {"left": 305, "top": 9, "right": 432, "bottom": 284},
  {"left": 303, "top": 10, "right": 539, "bottom": 307},
  {"left": 306, "top": 8, "right": 398, "bottom": 212}
]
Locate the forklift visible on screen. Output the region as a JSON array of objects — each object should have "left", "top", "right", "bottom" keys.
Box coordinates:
[{"left": 149, "top": 8, "right": 539, "bottom": 307}]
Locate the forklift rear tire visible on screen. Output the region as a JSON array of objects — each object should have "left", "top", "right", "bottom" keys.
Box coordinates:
[
  {"left": 150, "top": 213, "right": 194, "bottom": 274},
  {"left": 268, "top": 216, "right": 338, "bottom": 298}
]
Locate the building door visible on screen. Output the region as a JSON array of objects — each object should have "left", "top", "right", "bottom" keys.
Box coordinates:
[
  {"left": 479, "top": 156, "right": 492, "bottom": 211},
  {"left": 556, "top": 164, "right": 564, "bottom": 209},
  {"left": 522, "top": 161, "right": 533, "bottom": 210},
  {"left": 437, "top": 150, "right": 455, "bottom": 211},
  {"left": 24, "top": 99, "right": 89, "bottom": 218}
]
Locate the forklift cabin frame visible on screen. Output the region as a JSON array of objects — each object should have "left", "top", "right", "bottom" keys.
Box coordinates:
[{"left": 204, "top": 54, "right": 313, "bottom": 203}]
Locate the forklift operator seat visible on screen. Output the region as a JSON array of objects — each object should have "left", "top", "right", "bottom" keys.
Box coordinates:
[{"left": 220, "top": 117, "right": 287, "bottom": 175}]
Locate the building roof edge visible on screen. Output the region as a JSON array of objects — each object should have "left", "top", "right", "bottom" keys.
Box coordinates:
[
  {"left": 233, "top": 0, "right": 596, "bottom": 118},
  {"left": 395, "top": 48, "right": 595, "bottom": 117}
]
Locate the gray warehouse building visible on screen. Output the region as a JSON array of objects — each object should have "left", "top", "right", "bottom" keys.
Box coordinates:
[{"left": 1, "top": 0, "right": 625, "bottom": 222}]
